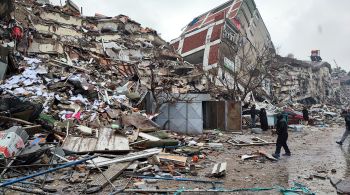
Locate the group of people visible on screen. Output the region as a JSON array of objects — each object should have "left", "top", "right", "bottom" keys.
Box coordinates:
[
  {"left": 250, "top": 105, "right": 269, "bottom": 131},
  {"left": 250, "top": 104, "right": 350, "bottom": 159}
]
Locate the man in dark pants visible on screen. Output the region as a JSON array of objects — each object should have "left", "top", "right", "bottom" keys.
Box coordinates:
[
  {"left": 260, "top": 108, "right": 268, "bottom": 131},
  {"left": 251, "top": 105, "right": 257, "bottom": 128},
  {"left": 302, "top": 106, "right": 309, "bottom": 121},
  {"left": 336, "top": 109, "right": 350, "bottom": 145},
  {"left": 272, "top": 114, "right": 291, "bottom": 159}
]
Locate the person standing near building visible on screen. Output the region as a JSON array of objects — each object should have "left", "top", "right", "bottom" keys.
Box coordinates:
[
  {"left": 251, "top": 105, "right": 257, "bottom": 128},
  {"left": 302, "top": 106, "right": 309, "bottom": 124},
  {"left": 260, "top": 108, "right": 268, "bottom": 131},
  {"left": 272, "top": 114, "right": 291, "bottom": 159},
  {"left": 336, "top": 108, "right": 350, "bottom": 145}
]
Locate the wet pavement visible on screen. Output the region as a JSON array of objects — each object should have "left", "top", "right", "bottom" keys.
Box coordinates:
[
  {"left": 214, "top": 125, "right": 348, "bottom": 194},
  {"left": 51, "top": 125, "right": 348, "bottom": 195}
]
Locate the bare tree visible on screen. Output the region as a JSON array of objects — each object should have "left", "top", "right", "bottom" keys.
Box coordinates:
[
  {"left": 146, "top": 58, "right": 196, "bottom": 114},
  {"left": 205, "top": 32, "right": 282, "bottom": 101}
]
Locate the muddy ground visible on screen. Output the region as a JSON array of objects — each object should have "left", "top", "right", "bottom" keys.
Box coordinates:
[
  {"left": 12, "top": 124, "right": 347, "bottom": 195},
  {"left": 112, "top": 124, "right": 348, "bottom": 195}
]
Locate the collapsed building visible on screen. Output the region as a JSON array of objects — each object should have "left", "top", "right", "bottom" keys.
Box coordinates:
[
  {"left": 170, "top": 0, "right": 273, "bottom": 70},
  {"left": 272, "top": 56, "right": 332, "bottom": 104},
  {"left": 331, "top": 67, "right": 350, "bottom": 106},
  {"left": 170, "top": 0, "right": 277, "bottom": 101},
  {"left": 170, "top": 0, "right": 334, "bottom": 106}
]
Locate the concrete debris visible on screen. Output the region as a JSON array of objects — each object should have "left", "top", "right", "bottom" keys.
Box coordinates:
[
  {"left": 211, "top": 162, "right": 227, "bottom": 178},
  {"left": 0, "top": 0, "right": 348, "bottom": 194}
]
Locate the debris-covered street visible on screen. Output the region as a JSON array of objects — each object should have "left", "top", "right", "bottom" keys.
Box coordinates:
[{"left": 0, "top": 0, "right": 350, "bottom": 194}]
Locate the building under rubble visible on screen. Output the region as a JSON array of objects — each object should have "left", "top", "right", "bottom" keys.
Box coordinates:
[{"left": 272, "top": 56, "right": 332, "bottom": 104}]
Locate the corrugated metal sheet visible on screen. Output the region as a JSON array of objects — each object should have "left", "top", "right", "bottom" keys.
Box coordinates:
[
  {"left": 155, "top": 94, "right": 212, "bottom": 135},
  {"left": 62, "top": 128, "right": 129, "bottom": 153}
]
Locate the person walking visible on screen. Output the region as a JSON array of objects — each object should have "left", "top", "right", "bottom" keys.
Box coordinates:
[
  {"left": 260, "top": 108, "right": 268, "bottom": 131},
  {"left": 251, "top": 105, "right": 257, "bottom": 128},
  {"left": 336, "top": 109, "right": 350, "bottom": 145},
  {"left": 272, "top": 114, "right": 291, "bottom": 159},
  {"left": 302, "top": 106, "right": 309, "bottom": 121}
]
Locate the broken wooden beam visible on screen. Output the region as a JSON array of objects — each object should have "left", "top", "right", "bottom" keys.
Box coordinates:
[
  {"left": 158, "top": 153, "right": 188, "bottom": 167},
  {"left": 227, "top": 141, "right": 276, "bottom": 147},
  {"left": 89, "top": 162, "right": 131, "bottom": 188},
  {"left": 135, "top": 176, "right": 223, "bottom": 184},
  {"left": 87, "top": 148, "right": 161, "bottom": 168},
  {"left": 138, "top": 132, "right": 160, "bottom": 141},
  {"left": 0, "top": 116, "right": 33, "bottom": 125}
]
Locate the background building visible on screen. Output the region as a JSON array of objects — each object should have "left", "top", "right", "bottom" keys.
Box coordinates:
[{"left": 170, "top": 0, "right": 273, "bottom": 71}]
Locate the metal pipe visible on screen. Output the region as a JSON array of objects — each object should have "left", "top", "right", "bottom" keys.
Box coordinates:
[
  {"left": 0, "top": 163, "right": 67, "bottom": 169},
  {"left": 135, "top": 176, "right": 223, "bottom": 184},
  {"left": 0, "top": 155, "right": 97, "bottom": 187},
  {"left": 123, "top": 187, "right": 274, "bottom": 193}
]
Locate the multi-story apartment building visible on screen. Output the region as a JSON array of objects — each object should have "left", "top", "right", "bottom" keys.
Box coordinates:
[{"left": 170, "top": 0, "right": 273, "bottom": 71}]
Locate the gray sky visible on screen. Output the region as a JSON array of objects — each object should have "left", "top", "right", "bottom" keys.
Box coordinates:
[{"left": 51, "top": 0, "right": 350, "bottom": 71}]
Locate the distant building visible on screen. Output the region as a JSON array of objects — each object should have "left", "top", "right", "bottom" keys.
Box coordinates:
[
  {"left": 170, "top": 0, "right": 273, "bottom": 71},
  {"left": 273, "top": 56, "right": 332, "bottom": 104}
]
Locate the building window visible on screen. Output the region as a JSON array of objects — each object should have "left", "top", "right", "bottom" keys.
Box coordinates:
[
  {"left": 252, "top": 20, "right": 257, "bottom": 28},
  {"left": 250, "top": 29, "right": 254, "bottom": 37}
]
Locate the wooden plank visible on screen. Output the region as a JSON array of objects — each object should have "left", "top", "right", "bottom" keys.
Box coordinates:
[
  {"left": 254, "top": 137, "right": 269, "bottom": 143},
  {"left": 62, "top": 128, "right": 129, "bottom": 153},
  {"left": 228, "top": 142, "right": 276, "bottom": 146},
  {"left": 63, "top": 136, "right": 81, "bottom": 152},
  {"left": 0, "top": 116, "right": 33, "bottom": 125},
  {"left": 79, "top": 137, "right": 97, "bottom": 152},
  {"left": 89, "top": 162, "right": 131, "bottom": 187},
  {"left": 138, "top": 132, "right": 160, "bottom": 141},
  {"left": 158, "top": 153, "right": 187, "bottom": 166},
  {"left": 88, "top": 148, "right": 161, "bottom": 168}
]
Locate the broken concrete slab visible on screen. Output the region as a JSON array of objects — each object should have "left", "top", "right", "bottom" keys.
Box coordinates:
[
  {"left": 211, "top": 162, "right": 227, "bottom": 178},
  {"left": 122, "top": 113, "right": 159, "bottom": 132},
  {"left": 331, "top": 178, "right": 350, "bottom": 194}
]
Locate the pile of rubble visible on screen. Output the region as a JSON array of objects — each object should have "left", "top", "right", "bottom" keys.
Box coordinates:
[{"left": 0, "top": 0, "right": 233, "bottom": 194}]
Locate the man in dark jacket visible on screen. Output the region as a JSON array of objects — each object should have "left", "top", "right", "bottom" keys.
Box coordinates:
[
  {"left": 260, "top": 108, "right": 268, "bottom": 131},
  {"left": 272, "top": 114, "right": 291, "bottom": 159},
  {"left": 251, "top": 105, "right": 257, "bottom": 128},
  {"left": 336, "top": 109, "right": 350, "bottom": 145},
  {"left": 302, "top": 107, "right": 309, "bottom": 121}
]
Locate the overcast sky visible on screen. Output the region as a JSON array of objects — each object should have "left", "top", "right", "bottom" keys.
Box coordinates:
[{"left": 51, "top": 0, "right": 349, "bottom": 71}]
